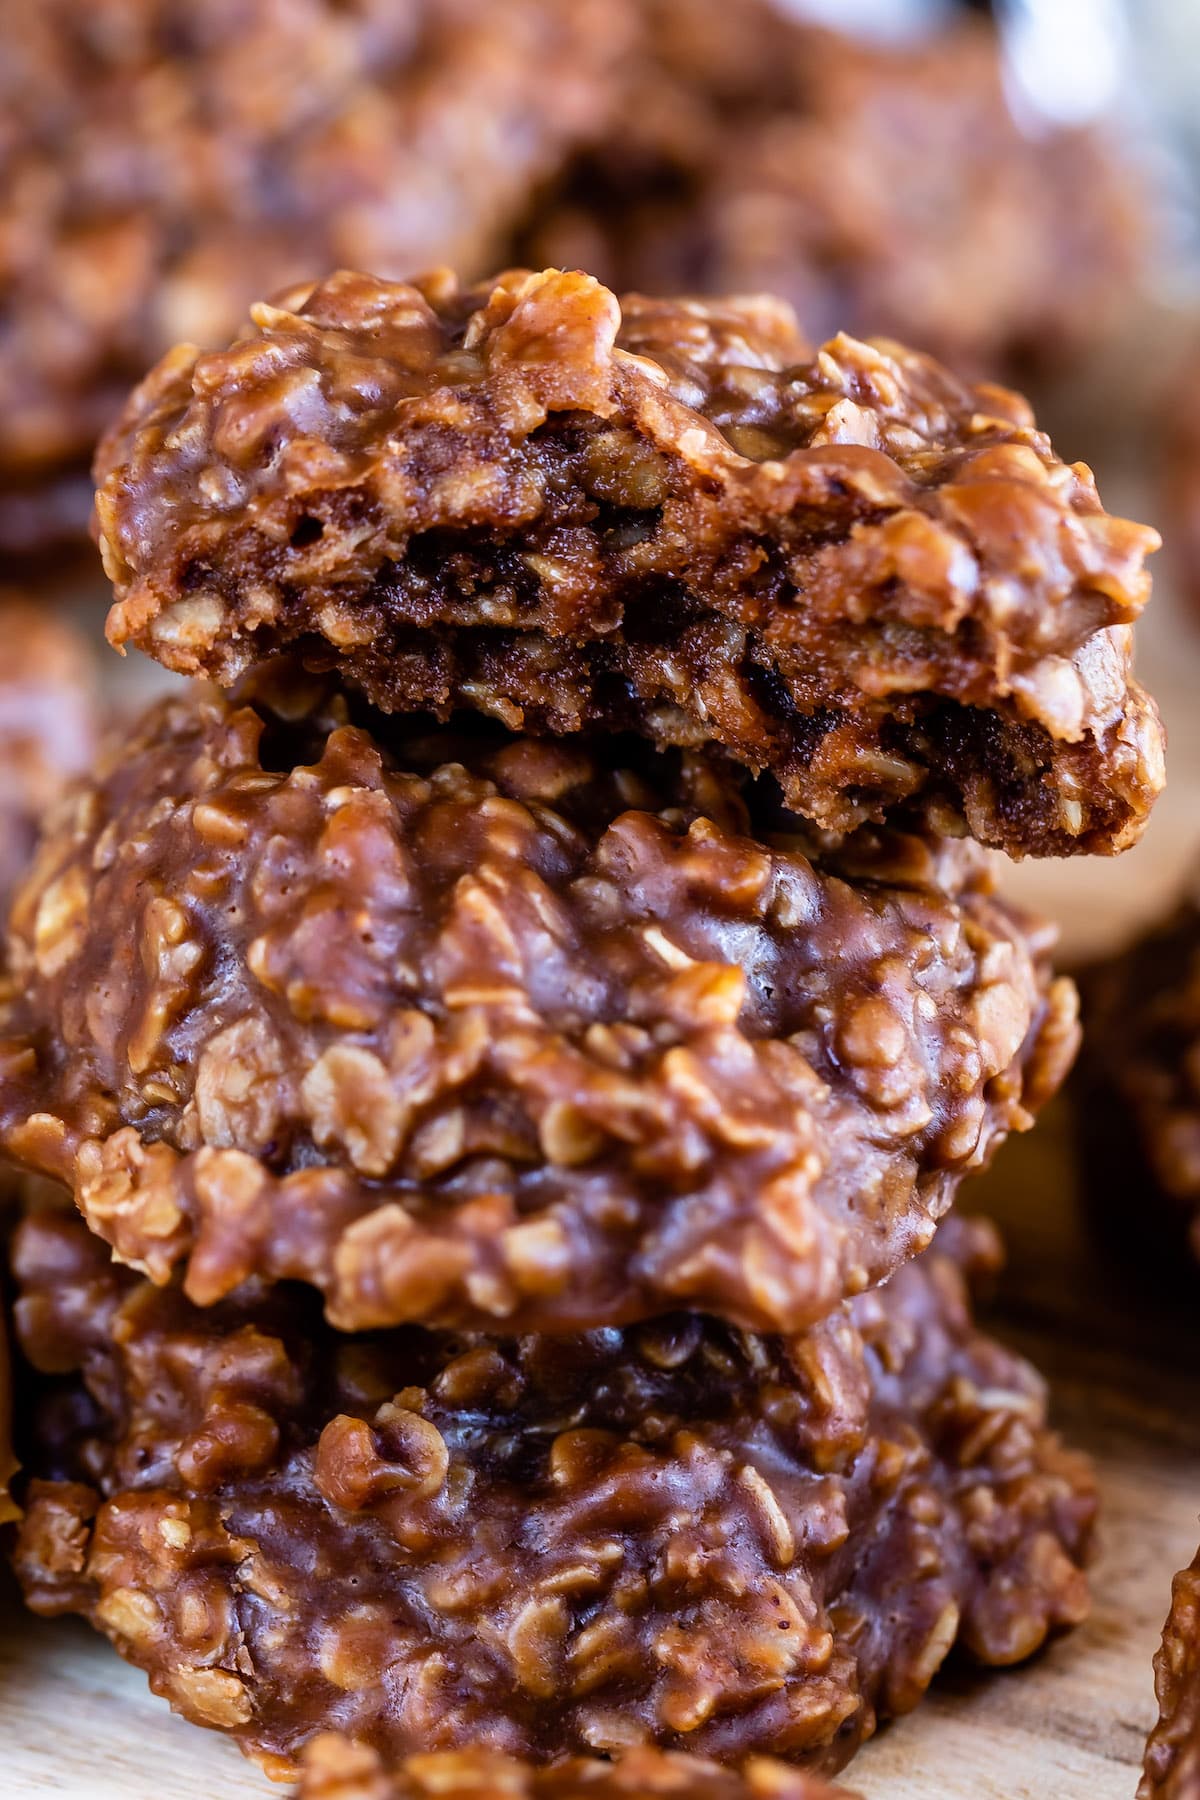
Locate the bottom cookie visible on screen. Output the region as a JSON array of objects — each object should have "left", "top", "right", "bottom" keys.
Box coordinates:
[
  {"left": 1143, "top": 1551, "right": 1200, "bottom": 1800},
  {"left": 10, "top": 1206, "right": 1093, "bottom": 1778},
  {"left": 295, "top": 1744, "right": 855, "bottom": 1800}
]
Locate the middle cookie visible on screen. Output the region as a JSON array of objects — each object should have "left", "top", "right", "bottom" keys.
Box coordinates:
[{"left": 0, "top": 673, "right": 1076, "bottom": 1334}]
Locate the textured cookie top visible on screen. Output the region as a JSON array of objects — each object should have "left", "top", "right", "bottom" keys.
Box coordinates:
[
  {"left": 0, "top": 674, "right": 1077, "bottom": 1335},
  {"left": 293, "top": 1745, "right": 855, "bottom": 1800},
  {"left": 96, "top": 268, "right": 1164, "bottom": 856},
  {"left": 0, "top": 0, "right": 622, "bottom": 535},
  {"left": 13, "top": 1206, "right": 1094, "bottom": 1771}
]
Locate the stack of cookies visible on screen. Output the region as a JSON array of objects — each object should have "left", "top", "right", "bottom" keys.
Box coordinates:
[{"left": 0, "top": 269, "right": 1165, "bottom": 1795}]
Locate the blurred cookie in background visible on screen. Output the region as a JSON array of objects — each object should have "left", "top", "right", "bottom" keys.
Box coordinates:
[
  {"left": 1080, "top": 884, "right": 1200, "bottom": 1270},
  {"left": 0, "top": 0, "right": 627, "bottom": 560},
  {"left": 516, "top": 0, "right": 1149, "bottom": 381}
]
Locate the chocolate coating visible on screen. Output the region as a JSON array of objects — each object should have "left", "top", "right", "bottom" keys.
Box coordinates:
[
  {"left": 0, "top": 0, "right": 624, "bottom": 552},
  {"left": 10, "top": 1205, "right": 1094, "bottom": 1774},
  {"left": 1083, "top": 897, "right": 1200, "bottom": 1260},
  {"left": 1142, "top": 1551, "right": 1200, "bottom": 1800},
  {"left": 0, "top": 596, "right": 98, "bottom": 919},
  {"left": 0, "top": 674, "right": 1078, "bottom": 1334},
  {"left": 294, "top": 1744, "right": 855, "bottom": 1800},
  {"left": 96, "top": 268, "right": 1164, "bottom": 857},
  {"left": 517, "top": 3, "right": 1147, "bottom": 380}
]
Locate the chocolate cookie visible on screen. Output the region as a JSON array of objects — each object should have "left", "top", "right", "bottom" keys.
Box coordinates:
[
  {"left": 96, "top": 269, "right": 1164, "bottom": 857},
  {"left": 0, "top": 675, "right": 1077, "bottom": 1334},
  {"left": 11, "top": 1205, "right": 1094, "bottom": 1775}
]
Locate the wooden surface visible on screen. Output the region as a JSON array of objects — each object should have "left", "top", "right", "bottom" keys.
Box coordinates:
[{"left": 7, "top": 463, "right": 1200, "bottom": 1795}]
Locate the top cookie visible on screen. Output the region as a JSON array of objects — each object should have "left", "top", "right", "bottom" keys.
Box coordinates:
[{"left": 96, "top": 268, "right": 1163, "bottom": 857}]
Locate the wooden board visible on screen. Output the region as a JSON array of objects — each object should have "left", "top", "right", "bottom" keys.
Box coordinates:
[{"left": 7, "top": 457, "right": 1200, "bottom": 1795}]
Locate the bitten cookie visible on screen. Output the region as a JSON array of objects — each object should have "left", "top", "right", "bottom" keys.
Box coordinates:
[{"left": 96, "top": 269, "right": 1164, "bottom": 856}]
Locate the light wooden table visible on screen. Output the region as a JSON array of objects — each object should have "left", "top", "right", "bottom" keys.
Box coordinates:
[{"left": 7, "top": 456, "right": 1200, "bottom": 1796}]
